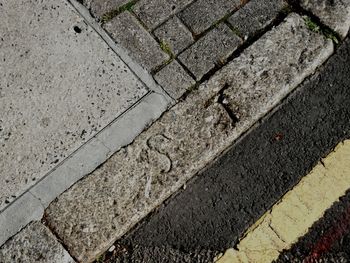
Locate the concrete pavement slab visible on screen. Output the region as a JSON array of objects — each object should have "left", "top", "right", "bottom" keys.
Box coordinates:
[
  {"left": 0, "top": 221, "right": 75, "bottom": 263},
  {"left": 45, "top": 13, "right": 333, "bottom": 262},
  {"left": 0, "top": 0, "right": 149, "bottom": 209},
  {"left": 0, "top": 192, "right": 44, "bottom": 246}
]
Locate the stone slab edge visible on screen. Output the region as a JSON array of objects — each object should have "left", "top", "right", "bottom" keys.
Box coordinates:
[
  {"left": 0, "top": 92, "right": 169, "bottom": 247},
  {"left": 0, "top": 221, "right": 75, "bottom": 263},
  {"left": 68, "top": 0, "right": 175, "bottom": 103},
  {"left": 44, "top": 13, "right": 334, "bottom": 262}
]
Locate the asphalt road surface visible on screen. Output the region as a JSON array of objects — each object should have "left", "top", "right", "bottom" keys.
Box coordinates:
[{"left": 101, "top": 32, "right": 350, "bottom": 263}]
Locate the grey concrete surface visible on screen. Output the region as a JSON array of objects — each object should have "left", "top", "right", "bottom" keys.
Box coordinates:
[
  {"left": 300, "top": 0, "right": 350, "bottom": 38},
  {"left": 68, "top": 0, "right": 175, "bottom": 99},
  {"left": 0, "top": 92, "right": 169, "bottom": 248},
  {"left": 0, "top": 0, "right": 173, "bottom": 249},
  {"left": 44, "top": 13, "right": 333, "bottom": 262},
  {"left": 0, "top": 192, "right": 44, "bottom": 246},
  {"left": 114, "top": 23, "right": 350, "bottom": 263},
  {"left": 0, "top": 0, "right": 149, "bottom": 209},
  {"left": 0, "top": 222, "right": 75, "bottom": 263}
]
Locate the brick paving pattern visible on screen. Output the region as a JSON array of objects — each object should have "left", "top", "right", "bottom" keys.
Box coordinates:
[
  {"left": 1, "top": 0, "right": 349, "bottom": 262},
  {"left": 84, "top": 0, "right": 289, "bottom": 99}
]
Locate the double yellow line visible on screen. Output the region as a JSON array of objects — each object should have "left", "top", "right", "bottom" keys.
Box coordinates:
[{"left": 216, "top": 140, "right": 350, "bottom": 263}]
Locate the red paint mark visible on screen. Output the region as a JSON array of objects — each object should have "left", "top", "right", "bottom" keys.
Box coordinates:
[{"left": 304, "top": 204, "right": 350, "bottom": 263}]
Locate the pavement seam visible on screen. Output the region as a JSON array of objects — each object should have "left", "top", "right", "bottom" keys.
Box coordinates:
[
  {"left": 68, "top": 0, "right": 175, "bottom": 103},
  {"left": 0, "top": 91, "right": 169, "bottom": 247},
  {"left": 42, "top": 13, "right": 335, "bottom": 262},
  {"left": 1, "top": 1, "right": 349, "bottom": 262}
]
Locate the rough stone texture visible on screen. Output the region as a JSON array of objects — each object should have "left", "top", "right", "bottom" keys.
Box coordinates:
[
  {"left": 178, "top": 0, "right": 241, "bottom": 35},
  {"left": 0, "top": 222, "right": 75, "bottom": 263},
  {"left": 154, "top": 60, "right": 195, "bottom": 99},
  {"left": 89, "top": 0, "right": 130, "bottom": 19},
  {"left": 228, "top": 0, "right": 288, "bottom": 39},
  {"left": 44, "top": 13, "right": 333, "bottom": 263},
  {"left": 300, "top": 0, "right": 350, "bottom": 38},
  {"left": 104, "top": 12, "right": 169, "bottom": 72},
  {"left": 133, "top": 0, "right": 194, "bottom": 30},
  {"left": 221, "top": 14, "right": 333, "bottom": 124},
  {"left": 178, "top": 23, "right": 242, "bottom": 80},
  {"left": 113, "top": 28, "right": 350, "bottom": 262},
  {"left": 45, "top": 82, "right": 234, "bottom": 263},
  {"left": 0, "top": 0, "right": 148, "bottom": 209},
  {"left": 153, "top": 16, "right": 194, "bottom": 55}
]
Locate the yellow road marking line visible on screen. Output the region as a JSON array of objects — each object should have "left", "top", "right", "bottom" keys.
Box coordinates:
[{"left": 215, "top": 140, "right": 350, "bottom": 263}]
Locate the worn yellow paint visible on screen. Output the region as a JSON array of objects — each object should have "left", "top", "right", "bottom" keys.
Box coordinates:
[{"left": 215, "top": 140, "right": 350, "bottom": 263}]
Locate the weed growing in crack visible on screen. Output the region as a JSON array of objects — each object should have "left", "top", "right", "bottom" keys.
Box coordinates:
[
  {"left": 159, "top": 40, "right": 174, "bottom": 58},
  {"left": 101, "top": 1, "right": 136, "bottom": 23},
  {"left": 304, "top": 17, "right": 320, "bottom": 33},
  {"left": 304, "top": 16, "right": 339, "bottom": 44}
]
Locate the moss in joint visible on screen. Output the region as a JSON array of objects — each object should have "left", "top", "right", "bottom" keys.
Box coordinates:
[
  {"left": 95, "top": 254, "right": 106, "bottom": 263},
  {"left": 119, "top": 1, "right": 135, "bottom": 12},
  {"left": 101, "top": 9, "right": 119, "bottom": 23},
  {"left": 159, "top": 40, "right": 175, "bottom": 58},
  {"left": 304, "top": 17, "right": 321, "bottom": 33},
  {"left": 304, "top": 16, "right": 339, "bottom": 44},
  {"left": 101, "top": 1, "right": 136, "bottom": 23},
  {"left": 228, "top": 25, "right": 243, "bottom": 38}
]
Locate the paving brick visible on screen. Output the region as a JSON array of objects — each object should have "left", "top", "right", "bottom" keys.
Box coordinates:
[
  {"left": 228, "top": 0, "right": 288, "bottom": 39},
  {"left": 178, "top": 23, "right": 242, "bottom": 80},
  {"left": 0, "top": 222, "right": 75, "bottom": 263},
  {"left": 154, "top": 16, "right": 194, "bottom": 55},
  {"left": 178, "top": 0, "right": 241, "bottom": 35},
  {"left": 133, "top": 0, "right": 194, "bottom": 30},
  {"left": 89, "top": 0, "right": 130, "bottom": 19},
  {"left": 154, "top": 60, "right": 195, "bottom": 99},
  {"left": 104, "top": 12, "right": 169, "bottom": 72},
  {"left": 44, "top": 13, "right": 333, "bottom": 263},
  {"left": 300, "top": 0, "right": 350, "bottom": 38}
]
